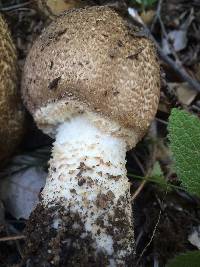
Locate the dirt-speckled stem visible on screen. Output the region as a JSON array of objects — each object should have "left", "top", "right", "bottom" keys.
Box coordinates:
[{"left": 23, "top": 116, "right": 135, "bottom": 266}]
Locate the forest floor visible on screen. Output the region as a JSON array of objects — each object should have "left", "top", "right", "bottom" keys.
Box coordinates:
[{"left": 0, "top": 0, "right": 200, "bottom": 266}]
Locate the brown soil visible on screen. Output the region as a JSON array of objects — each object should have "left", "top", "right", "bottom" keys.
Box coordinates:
[
  {"left": 133, "top": 184, "right": 200, "bottom": 267},
  {"left": 21, "top": 203, "right": 134, "bottom": 267},
  {"left": 22, "top": 204, "right": 108, "bottom": 266}
]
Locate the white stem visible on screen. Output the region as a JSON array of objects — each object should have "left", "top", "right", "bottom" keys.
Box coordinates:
[{"left": 42, "top": 115, "right": 134, "bottom": 265}]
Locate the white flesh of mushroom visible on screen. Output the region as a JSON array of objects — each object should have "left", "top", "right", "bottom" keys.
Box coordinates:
[{"left": 41, "top": 114, "right": 135, "bottom": 265}]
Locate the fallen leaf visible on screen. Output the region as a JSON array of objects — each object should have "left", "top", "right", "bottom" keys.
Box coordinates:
[
  {"left": 162, "top": 29, "right": 188, "bottom": 54},
  {"left": 38, "top": 0, "right": 92, "bottom": 18},
  {"left": 140, "top": 10, "right": 155, "bottom": 25},
  {"left": 188, "top": 226, "right": 200, "bottom": 249},
  {"left": 0, "top": 167, "right": 46, "bottom": 219},
  {"left": 168, "top": 82, "right": 197, "bottom": 105},
  {"left": 162, "top": 9, "right": 194, "bottom": 55}
]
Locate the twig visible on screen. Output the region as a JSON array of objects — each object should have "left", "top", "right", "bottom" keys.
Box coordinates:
[
  {"left": 156, "top": 0, "right": 187, "bottom": 68},
  {"left": 132, "top": 153, "right": 146, "bottom": 175},
  {"left": 155, "top": 117, "right": 168, "bottom": 125},
  {"left": 152, "top": 0, "right": 188, "bottom": 67},
  {"left": 15, "top": 239, "right": 24, "bottom": 258},
  {"left": 136, "top": 209, "right": 162, "bottom": 266},
  {"left": 132, "top": 179, "right": 147, "bottom": 200},
  {"left": 0, "top": 2, "right": 32, "bottom": 11},
  {"left": 131, "top": 155, "right": 156, "bottom": 201},
  {"left": 151, "top": 0, "right": 163, "bottom": 31},
  {"left": 128, "top": 8, "right": 200, "bottom": 93},
  {"left": 132, "top": 123, "right": 157, "bottom": 201},
  {"left": 150, "top": 21, "right": 200, "bottom": 92},
  {"left": 157, "top": 42, "right": 200, "bottom": 92},
  {"left": 0, "top": 235, "right": 25, "bottom": 242},
  {"left": 136, "top": 190, "right": 168, "bottom": 266}
]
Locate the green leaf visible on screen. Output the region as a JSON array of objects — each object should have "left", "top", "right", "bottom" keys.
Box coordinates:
[
  {"left": 148, "top": 161, "right": 170, "bottom": 190},
  {"left": 166, "top": 251, "right": 200, "bottom": 267},
  {"left": 129, "top": 161, "right": 174, "bottom": 191},
  {"left": 135, "top": 0, "right": 142, "bottom": 4},
  {"left": 151, "top": 161, "right": 163, "bottom": 177},
  {"left": 168, "top": 108, "right": 200, "bottom": 197},
  {"left": 132, "top": 0, "right": 157, "bottom": 8}
]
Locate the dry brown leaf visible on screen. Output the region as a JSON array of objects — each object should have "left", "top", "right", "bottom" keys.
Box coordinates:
[
  {"left": 188, "top": 226, "right": 200, "bottom": 250},
  {"left": 37, "top": 0, "right": 92, "bottom": 18},
  {"left": 140, "top": 10, "right": 155, "bottom": 25},
  {"left": 0, "top": 167, "right": 46, "bottom": 219},
  {"left": 168, "top": 82, "right": 197, "bottom": 105}
]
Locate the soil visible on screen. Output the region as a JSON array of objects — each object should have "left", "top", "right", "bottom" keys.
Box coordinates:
[
  {"left": 132, "top": 184, "right": 200, "bottom": 266},
  {"left": 21, "top": 203, "right": 134, "bottom": 267},
  {"left": 21, "top": 204, "right": 109, "bottom": 267}
]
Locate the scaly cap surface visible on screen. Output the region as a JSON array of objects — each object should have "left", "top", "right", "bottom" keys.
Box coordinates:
[
  {"left": 0, "top": 15, "right": 24, "bottom": 163},
  {"left": 22, "top": 6, "right": 160, "bottom": 143}
]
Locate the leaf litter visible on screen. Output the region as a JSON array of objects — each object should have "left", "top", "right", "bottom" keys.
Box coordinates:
[{"left": 0, "top": 0, "right": 200, "bottom": 266}]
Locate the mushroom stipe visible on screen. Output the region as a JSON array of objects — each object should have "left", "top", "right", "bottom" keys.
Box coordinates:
[{"left": 21, "top": 6, "right": 160, "bottom": 266}]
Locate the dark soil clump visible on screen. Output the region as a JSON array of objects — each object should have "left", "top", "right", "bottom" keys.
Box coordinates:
[{"left": 22, "top": 204, "right": 110, "bottom": 267}]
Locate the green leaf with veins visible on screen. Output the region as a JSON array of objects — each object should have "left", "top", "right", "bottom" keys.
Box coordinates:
[
  {"left": 166, "top": 251, "right": 200, "bottom": 267},
  {"left": 168, "top": 108, "right": 200, "bottom": 197}
]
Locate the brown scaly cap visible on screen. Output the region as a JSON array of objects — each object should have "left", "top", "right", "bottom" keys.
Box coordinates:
[
  {"left": 0, "top": 15, "right": 24, "bottom": 164},
  {"left": 22, "top": 6, "right": 160, "bottom": 138}
]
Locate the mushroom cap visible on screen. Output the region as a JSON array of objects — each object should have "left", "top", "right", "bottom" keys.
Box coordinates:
[
  {"left": 37, "top": 0, "right": 93, "bottom": 18},
  {"left": 0, "top": 16, "right": 24, "bottom": 163},
  {"left": 22, "top": 6, "right": 160, "bottom": 141}
]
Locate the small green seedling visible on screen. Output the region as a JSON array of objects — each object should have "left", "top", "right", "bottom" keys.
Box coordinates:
[{"left": 131, "top": 0, "right": 158, "bottom": 10}]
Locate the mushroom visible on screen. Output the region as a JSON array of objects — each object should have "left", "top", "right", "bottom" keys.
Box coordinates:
[
  {"left": 37, "top": 0, "right": 93, "bottom": 19},
  {"left": 21, "top": 6, "right": 160, "bottom": 266},
  {"left": 0, "top": 15, "right": 24, "bottom": 165}
]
